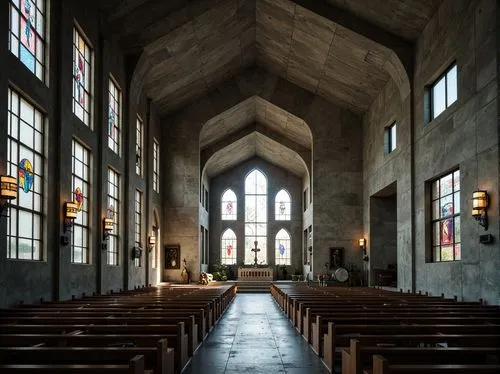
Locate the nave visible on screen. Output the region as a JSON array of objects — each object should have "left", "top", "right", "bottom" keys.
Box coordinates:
[{"left": 183, "top": 293, "right": 328, "bottom": 374}]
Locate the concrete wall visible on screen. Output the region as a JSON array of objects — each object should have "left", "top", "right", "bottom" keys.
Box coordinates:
[
  {"left": 363, "top": 0, "right": 499, "bottom": 304},
  {"left": 0, "top": 0, "right": 162, "bottom": 308},
  {"left": 162, "top": 68, "right": 364, "bottom": 282},
  {"left": 209, "top": 157, "right": 303, "bottom": 276},
  {"left": 413, "top": 0, "right": 499, "bottom": 303}
]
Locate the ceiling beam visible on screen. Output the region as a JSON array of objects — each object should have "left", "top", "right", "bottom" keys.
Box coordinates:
[{"left": 290, "top": 0, "right": 413, "bottom": 74}]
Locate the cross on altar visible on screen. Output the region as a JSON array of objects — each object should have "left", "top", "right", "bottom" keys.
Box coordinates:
[{"left": 251, "top": 240, "right": 260, "bottom": 267}]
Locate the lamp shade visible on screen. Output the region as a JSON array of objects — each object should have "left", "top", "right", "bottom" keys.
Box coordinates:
[
  {"left": 359, "top": 238, "right": 366, "bottom": 248},
  {"left": 149, "top": 236, "right": 156, "bottom": 245},
  {"left": 472, "top": 190, "right": 488, "bottom": 209},
  {"left": 65, "top": 202, "right": 78, "bottom": 219},
  {"left": 1, "top": 175, "right": 17, "bottom": 200},
  {"left": 103, "top": 217, "right": 114, "bottom": 231}
]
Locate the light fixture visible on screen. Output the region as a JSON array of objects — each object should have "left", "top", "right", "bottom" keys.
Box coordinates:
[
  {"left": 472, "top": 190, "right": 489, "bottom": 230},
  {"left": 103, "top": 218, "right": 114, "bottom": 238},
  {"left": 148, "top": 235, "right": 156, "bottom": 252},
  {"left": 0, "top": 175, "right": 17, "bottom": 215},
  {"left": 359, "top": 238, "right": 366, "bottom": 250},
  {"left": 359, "top": 238, "right": 369, "bottom": 262},
  {"left": 63, "top": 201, "right": 78, "bottom": 233}
]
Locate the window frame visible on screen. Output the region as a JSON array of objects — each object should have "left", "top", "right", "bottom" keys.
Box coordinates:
[
  {"left": 106, "top": 168, "right": 120, "bottom": 266},
  {"left": 71, "top": 139, "right": 91, "bottom": 264},
  {"left": 221, "top": 189, "right": 237, "bottom": 220},
  {"left": 135, "top": 116, "right": 143, "bottom": 176},
  {"left": 72, "top": 25, "right": 93, "bottom": 127},
  {"left": 8, "top": 0, "right": 48, "bottom": 82},
  {"left": 108, "top": 77, "right": 121, "bottom": 155},
  {"left": 134, "top": 189, "right": 142, "bottom": 267},
  {"left": 275, "top": 189, "right": 291, "bottom": 221},
  {"left": 6, "top": 87, "right": 46, "bottom": 261},
  {"left": 427, "top": 63, "right": 458, "bottom": 122},
  {"left": 153, "top": 139, "right": 159, "bottom": 192},
  {"left": 384, "top": 122, "right": 397, "bottom": 154},
  {"left": 275, "top": 228, "right": 291, "bottom": 265},
  {"left": 221, "top": 228, "right": 237, "bottom": 265},
  {"left": 430, "top": 169, "right": 461, "bottom": 262},
  {"left": 244, "top": 169, "right": 267, "bottom": 265}
]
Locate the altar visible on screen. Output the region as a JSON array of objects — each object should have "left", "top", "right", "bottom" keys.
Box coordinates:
[{"left": 237, "top": 267, "right": 274, "bottom": 281}]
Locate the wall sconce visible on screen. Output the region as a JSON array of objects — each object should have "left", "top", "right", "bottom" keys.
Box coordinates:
[
  {"left": 103, "top": 217, "right": 114, "bottom": 240},
  {"left": 472, "top": 190, "right": 489, "bottom": 230},
  {"left": 0, "top": 175, "right": 17, "bottom": 215},
  {"left": 359, "top": 238, "right": 369, "bottom": 261},
  {"left": 148, "top": 235, "right": 156, "bottom": 252},
  {"left": 63, "top": 201, "right": 78, "bottom": 233}
]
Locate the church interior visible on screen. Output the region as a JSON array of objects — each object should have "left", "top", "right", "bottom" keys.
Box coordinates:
[{"left": 0, "top": 0, "right": 499, "bottom": 372}]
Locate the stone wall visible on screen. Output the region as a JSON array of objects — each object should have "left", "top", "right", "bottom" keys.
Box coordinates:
[
  {"left": 0, "top": 0, "right": 162, "bottom": 308},
  {"left": 363, "top": 0, "right": 499, "bottom": 304},
  {"left": 413, "top": 0, "right": 498, "bottom": 303},
  {"left": 209, "top": 157, "right": 303, "bottom": 276},
  {"left": 162, "top": 68, "right": 364, "bottom": 283}
]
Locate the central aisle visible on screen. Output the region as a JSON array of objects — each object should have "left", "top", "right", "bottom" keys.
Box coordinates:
[{"left": 183, "top": 293, "right": 329, "bottom": 374}]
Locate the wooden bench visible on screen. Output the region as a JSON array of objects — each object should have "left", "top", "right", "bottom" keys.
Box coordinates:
[
  {"left": 368, "top": 355, "right": 500, "bottom": 374},
  {"left": 0, "top": 354, "right": 146, "bottom": 373},
  {"left": 0, "top": 339, "right": 174, "bottom": 374},
  {"left": 342, "top": 338, "right": 500, "bottom": 374}
]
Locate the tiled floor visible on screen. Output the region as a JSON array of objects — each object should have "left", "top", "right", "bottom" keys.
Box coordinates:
[{"left": 183, "top": 293, "right": 329, "bottom": 374}]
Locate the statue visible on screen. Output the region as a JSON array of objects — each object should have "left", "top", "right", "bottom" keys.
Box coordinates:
[{"left": 181, "top": 258, "right": 190, "bottom": 284}]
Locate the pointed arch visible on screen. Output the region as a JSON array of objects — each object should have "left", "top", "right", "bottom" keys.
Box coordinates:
[
  {"left": 221, "top": 189, "right": 237, "bottom": 220},
  {"left": 221, "top": 228, "right": 237, "bottom": 265},
  {"left": 244, "top": 169, "right": 267, "bottom": 265},
  {"left": 275, "top": 229, "right": 291, "bottom": 265},
  {"left": 275, "top": 189, "right": 291, "bottom": 220}
]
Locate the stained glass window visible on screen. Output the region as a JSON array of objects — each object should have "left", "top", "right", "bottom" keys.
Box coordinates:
[
  {"left": 73, "top": 27, "right": 92, "bottom": 126},
  {"left": 221, "top": 229, "right": 237, "bottom": 265},
  {"left": 108, "top": 78, "right": 121, "bottom": 155},
  {"left": 71, "top": 140, "right": 90, "bottom": 264},
  {"left": 221, "top": 189, "right": 237, "bottom": 220},
  {"left": 107, "top": 168, "right": 120, "bottom": 265},
  {"left": 431, "top": 170, "right": 460, "bottom": 261},
  {"left": 153, "top": 139, "right": 159, "bottom": 193},
  {"left": 6, "top": 88, "right": 45, "bottom": 260},
  {"left": 275, "top": 189, "right": 291, "bottom": 220},
  {"left": 275, "top": 229, "right": 291, "bottom": 265},
  {"left": 9, "top": 0, "right": 46, "bottom": 81},
  {"left": 134, "top": 190, "right": 142, "bottom": 267},
  {"left": 244, "top": 170, "right": 267, "bottom": 265},
  {"left": 136, "top": 116, "right": 143, "bottom": 176}
]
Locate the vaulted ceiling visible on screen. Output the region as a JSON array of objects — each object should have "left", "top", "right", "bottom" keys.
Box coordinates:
[{"left": 98, "top": 0, "right": 443, "bottom": 177}]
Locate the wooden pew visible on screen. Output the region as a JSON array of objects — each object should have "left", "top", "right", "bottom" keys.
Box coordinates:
[
  {"left": 342, "top": 339, "right": 500, "bottom": 374},
  {"left": 322, "top": 323, "right": 500, "bottom": 373},
  {"left": 0, "top": 354, "right": 145, "bottom": 373},
  {"left": 369, "top": 354, "right": 500, "bottom": 374},
  {"left": 0, "top": 321, "right": 187, "bottom": 372},
  {"left": 0, "top": 340, "right": 174, "bottom": 374}
]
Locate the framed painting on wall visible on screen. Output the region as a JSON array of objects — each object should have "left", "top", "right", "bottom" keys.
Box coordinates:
[{"left": 164, "top": 244, "right": 180, "bottom": 269}]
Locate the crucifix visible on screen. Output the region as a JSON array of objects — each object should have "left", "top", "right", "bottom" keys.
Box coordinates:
[{"left": 251, "top": 240, "right": 260, "bottom": 267}]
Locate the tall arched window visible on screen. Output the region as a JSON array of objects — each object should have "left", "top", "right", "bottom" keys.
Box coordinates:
[
  {"left": 221, "top": 229, "right": 237, "bottom": 265},
  {"left": 275, "top": 229, "right": 291, "bottom": 265},
  {"left": 275, "top": 189, "right": 291, "bottom": 220},
  {"left": 221, "top": 189, "right": 237, "bottom": 220},
  {"left": 245, "top": 169, "right": 267, "bottom": 264}
]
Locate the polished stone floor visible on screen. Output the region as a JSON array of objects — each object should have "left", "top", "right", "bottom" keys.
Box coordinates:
[{"left": 183, "top": 293, "right": 329, "bottom": 374}]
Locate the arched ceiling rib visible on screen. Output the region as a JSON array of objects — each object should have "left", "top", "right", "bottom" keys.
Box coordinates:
[
  {"left": 203, "top": 132, "right": 309, "bottom": 178},
  {"left": 200, "top": 96, "right": 312, "bottom": 150}
]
